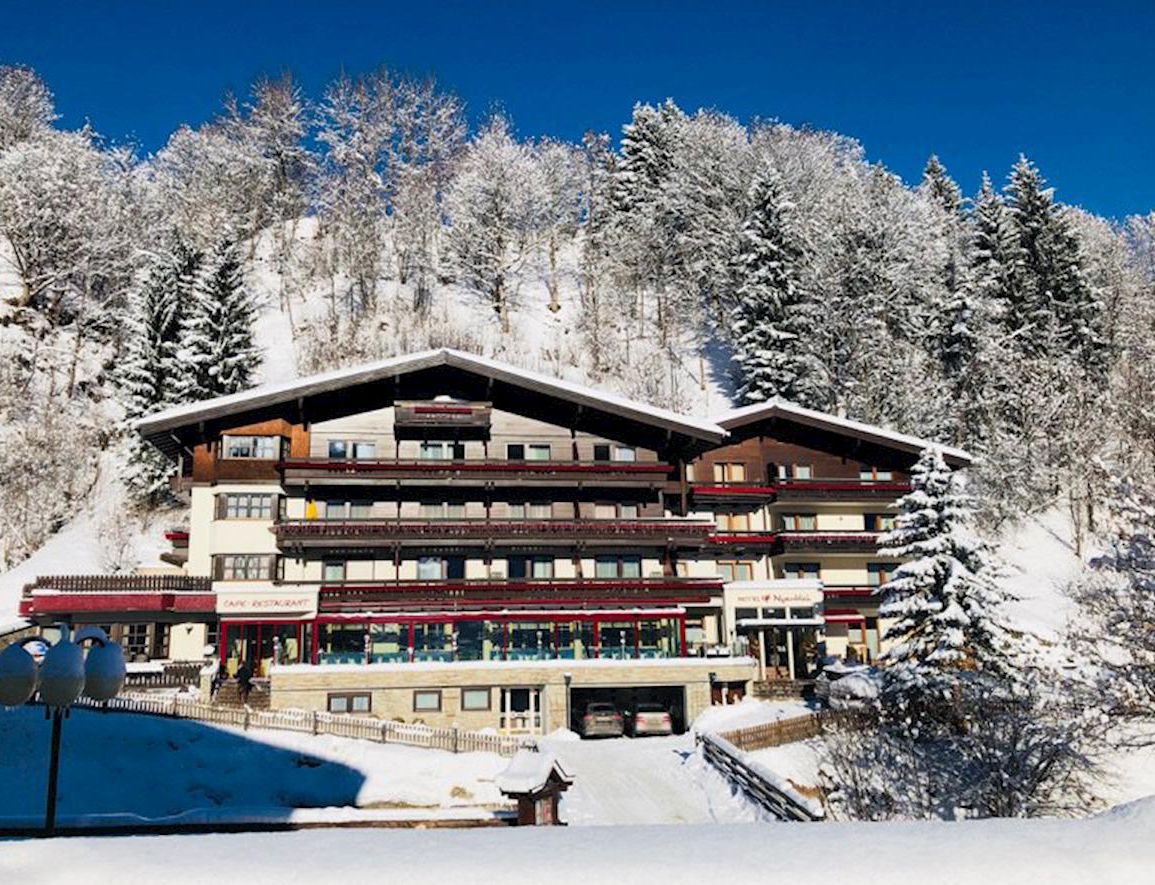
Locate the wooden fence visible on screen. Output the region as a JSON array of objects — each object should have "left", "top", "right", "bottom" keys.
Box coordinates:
[
  {"left": 718, "top": 710, "right": 854, "bottom": 752},
  {"left": 698, "top": 731, "right": 824, "bottom": 822},
  {"left": 124, "top": 663, "right": 205, "bottom": 689},
  {"left": 72, "top": 693, "right": 535, "bottom": 757}
]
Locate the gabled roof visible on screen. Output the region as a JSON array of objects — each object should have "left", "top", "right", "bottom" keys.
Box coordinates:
[
  {"left": 135, "top": 348, "right": 725, "bottom": 453},
  {"left": 714, "top": 397, "right": 972, "bottom": 466}
]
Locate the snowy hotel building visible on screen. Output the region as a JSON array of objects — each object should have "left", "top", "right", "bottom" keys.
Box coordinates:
[{"left": 17, "top": 349, "right": 969, "bottom": 733}]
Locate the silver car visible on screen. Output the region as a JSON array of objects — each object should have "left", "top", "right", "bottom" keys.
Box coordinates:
[
  {"left": 627, "top": 702, "right": 673, "bottom": 737},
  {"left": 579, "top": 702, "right": 624, "bottom": 738}
]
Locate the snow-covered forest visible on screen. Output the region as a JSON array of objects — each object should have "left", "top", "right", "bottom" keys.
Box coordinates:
[{"left": 1, "top": 61, "right": 1154, "bottom": 571}]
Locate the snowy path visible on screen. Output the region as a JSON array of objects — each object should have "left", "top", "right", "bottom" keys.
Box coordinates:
[{"left": 542, "top": 733, "right": 759, "bottom": 825}]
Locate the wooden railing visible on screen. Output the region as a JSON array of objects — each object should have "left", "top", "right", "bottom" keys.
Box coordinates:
[
  {"left": 124, "top": 662, "right": 205, "bottom": 689},
  {"left": 71, "top": 693, "right": 536, "bottom": 757},
  {"left": 718, "top": 710, "right": 854, "bottom": 752},
  {"left": 697, "top": 731, "right": 824, "bottom": 822},
  {"left": 279, "top": 458, "right": 672, "bottom": 476},
  {"left": 23, "top": 575, "right": 214, "bottom": 594},
  {"left": 275, "top": 518, "right": 715, "bottom": 544}
]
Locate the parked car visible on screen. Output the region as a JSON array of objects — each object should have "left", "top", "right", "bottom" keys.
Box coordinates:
[
  {"left": 579, "top": 702, "right": 624, "bottom": 738},
  {"left": 626, "top": 702, "right": 673, "bottom": 737}
]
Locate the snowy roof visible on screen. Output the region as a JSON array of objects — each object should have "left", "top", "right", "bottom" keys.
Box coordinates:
[
  {"left": 135, "top": 348, "right": 725, "bottom": 448},
  {"left": 714, "top": 398, "right": 973, "bottom": 465},
  {"left": 496, "top": 750, "right": 572, "bottom": 795}
]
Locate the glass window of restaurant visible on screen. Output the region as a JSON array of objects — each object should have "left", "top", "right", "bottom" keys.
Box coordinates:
[
  {"left": 599, "top": 621, "right": 637, "bottom": 659},
  {"left": 369, "top": 622, "right": 410, "bottom": 663},
  {"left": 317, "top": 623, "right": 366, "bottom": 664},
  {"left": 411, "top": 622, "right": 454, "bottom": 662}
]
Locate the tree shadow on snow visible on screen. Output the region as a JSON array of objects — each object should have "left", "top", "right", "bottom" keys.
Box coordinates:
[{"left": 0, "top": 706, "right": 366, "bottom": 825}]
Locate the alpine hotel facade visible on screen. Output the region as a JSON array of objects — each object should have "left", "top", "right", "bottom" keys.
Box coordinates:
[{"left": 19, "top": 350, "right": 970, "bottom": 733}]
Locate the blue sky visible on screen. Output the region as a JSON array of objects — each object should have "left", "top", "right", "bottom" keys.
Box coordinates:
[{"left": 3, "top": 1, "right": 1153, "bottom": 217}]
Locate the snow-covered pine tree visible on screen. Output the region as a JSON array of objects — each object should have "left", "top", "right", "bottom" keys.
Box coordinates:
[
  {"left": 1073, "top": 472, "right": 1155, "bottom": 735},
  {"left": 118, "top": 249, "right": 186, "bottom": 502},
  {"left": 876, "top": 447, "right": 1019, "bottom": 729},
  {"left": 1005, "top": 155, "right": 1106, "bottom": 371},
  {"left": 175, "top": 236, "right": 261, "bottom": 401},
  {"left": 729, "top": 167, "right": 824, "bottom": 406},
  {"left": 920, "top": 154, "right": 964, "bottom": 219}
]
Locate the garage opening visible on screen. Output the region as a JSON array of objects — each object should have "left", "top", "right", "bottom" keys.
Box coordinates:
[{"left": 568, "top": 685, "right": 688, "bottom": 734}]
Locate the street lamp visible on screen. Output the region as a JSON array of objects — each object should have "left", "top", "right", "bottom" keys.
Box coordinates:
[{"left": 0, "top": 624, "right": 126, "bottom": 835}]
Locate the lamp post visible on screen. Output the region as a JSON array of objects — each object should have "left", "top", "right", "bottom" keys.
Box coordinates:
[
  {"left": 563, "top": 671, "right": 573, "bottom": 732},
  {"left": 0, "top": 624, "right": 126, "bottom": 836}
]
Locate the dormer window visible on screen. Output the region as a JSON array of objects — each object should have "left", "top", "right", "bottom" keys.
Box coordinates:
[{"left": 222, "top": 435, "right": 279, "bottom": 460}]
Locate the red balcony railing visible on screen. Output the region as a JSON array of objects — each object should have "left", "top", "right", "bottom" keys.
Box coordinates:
[
  {"left": 315, "top": 576, "right": 723, "bottom": 611},
  {"left": 279, "top": 458, "right": 675, "bottom": 486},
  {"left": 273, "top": 518, "right": 716, "bottom": 547},
  {"left": 708, "top": 531, "right": 882, "bottom": 553},
  {"left": 692, "top": 479, "right": 910, "bottom": 504}
]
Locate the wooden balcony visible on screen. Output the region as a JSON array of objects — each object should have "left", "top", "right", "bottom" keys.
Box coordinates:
[
  {"left": 314, "top": 576, "right": 724, "bottom": 611},
  {"left": 19, "top": 574, "right": 216, "bottom": 618},
  {"left": 279, "top": 458, "right": 674, "bottom": 488},
  {"left": 691, "top": 480, "right": 909, "bottom": 506},
  {"left": 394, "top": 400, "right": 492, "bottom": 429},
  {"left": 707, "top": 531, "right": 882, "bottom": 555},
  {"left": 772, "top": 480, "right": 910, "bottom": 503},
  {"left": 272, "top": 518, "right": 716, "bottom": 549}
]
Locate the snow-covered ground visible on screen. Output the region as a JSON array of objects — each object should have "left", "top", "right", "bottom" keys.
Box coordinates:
[
  {"left": 540, "top": 732, "right": 763, "bottom": 825},
  {"left": 690, "top": 697, "right": 814, "bottom": 735},
  {"left": 0, "top": 707, "right": 507, "bottom": 827},
  {"left": 5, "top": 800, "right": 1154, "bottom": 885}
]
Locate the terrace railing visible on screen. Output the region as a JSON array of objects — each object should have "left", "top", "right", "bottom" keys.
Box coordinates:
[
  {"left": 273, "top": 518, "right": 716, "bottom": 547},
  {"left": 72, "top": 692, "right": 535, "bottom": 756},
  {"left": 279, "top": 458, "right": 674, "bottom": 486}
]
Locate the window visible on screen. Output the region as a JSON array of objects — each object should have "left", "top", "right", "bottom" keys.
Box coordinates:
[
  {"left": 505, "top": 442, "right": 550, "bottom": 461},
  {"left": 776, "top": 463, "right": 815, "bottom": 480},
  {"left": 864, "top": 513, "right": 897, "bottom": 532},
  {"left": 328, "top": 440, "right": 348, "bottom": 459},
  {"left": 420, "top": 502, "right": 467, "bottom": 520},
  {"left": 420, "top": 441, "right": 463, "bottom": 460},
  {"left": 712, "top": 462, "right": 747, "bottom": 483},
  {"left": 860, "top": 465, "right": 894, "bottom": 481},
  {"left": 216, "top": 554, "right": 274, "bottom": 581},
  {"left": 595, "top": 502, "right": 638, "bottom": 520},
  {"left": 715, "top": 512, "right": 750, "bottom": 532},
  {"left": 323, "top": 560, "right": 346, "bottom": 582},
  {"left": 325, "top": 500, "right": 372, "bottom": 519},
  {"left": 220, "top": 493, "right": 274, "bottom": 520},
  {"left": 868, "top": 563, "right": 897, "bottom": 586},
  {"left": 593, "top": 443, "right": 611, "bottom": 462},
  {"left": 413, "top": 690, "right": 442, "bottom": 712},
  {"left": 595, "top": 556, "right": 642, "bottom": 579},
  {"left": 417, "top": 557, "right": 445, "bottom": 580},
  {"left": 327, "top": 692, "right": 371, "bottom": 714},
  {"left": 784, "top": 562, "right": 821, "bottom": 579},
  {"left": 461, "top": 688, "right": 491, "bottom": 711},
  {"left": 530, "top": 557, "right": 554, "bottom": 579},
  {"left": 718, "top": 561, "right": 755, "bottom": 582},
  {"left": 613, "top": 445, "right": 636, "bottom": 462},
  {"left": 124, "top": 624, "right": 149, "bottom": 657},
  {"left": 222, "top": 435, "right": 279, "bottom": 460},
  {"left": 781, "top": 513, "right": 817, "bottom": 531},
  {"left": 526, "top": 444, "right": 552, "bottom": 461},
  {"left": 510, "top": 502, "right": 551, "bottom": 519}
]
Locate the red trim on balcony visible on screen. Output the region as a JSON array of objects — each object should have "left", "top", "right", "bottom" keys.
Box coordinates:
[
  {"left": 279, "top": 459, "right": 672, "bottom": 475},
  {"left": 822, "top": 585, "right": 880, "bottom": 597},
  {"left": 164, "top": 531, "right": 190, "bottom": 542},
  {"left": 275, "top": 519, "right": 715, "bottom": 543},
  {"left": 412, "top": 405, "right": 476, "bottom": 415},
  {"left": 22, "top": 592, "right": 217, "bottom": 616},
  {"left": 319, "top": 578, "right": 722, "bottom": 595}
]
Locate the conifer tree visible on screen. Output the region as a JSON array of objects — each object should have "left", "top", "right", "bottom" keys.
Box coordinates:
[
  {"left": 1005, "top": 156, "right": 1105, "bottom": 370},
  {"left": 729, "top": 168, "right": 824, "bottom": 406},
  {"left": 920, "top": 154, "right": 964, "bottom": 218},
  {"left": 175, "top": 236, "right": 261, "bottom": 401},
  {"left": 876, "top": 447, "right": 1018, "bottom": 726},
  {"left": 119, "top": 249, "right": 186, "bottom": 501}
]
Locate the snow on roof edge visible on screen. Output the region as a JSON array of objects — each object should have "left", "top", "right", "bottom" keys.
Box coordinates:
[
  {"left": 715, "top": 397, "right": 973, "bottom": 464},
  {"left": 135, "top": 348, "right": 724, "bottom": 441}
]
